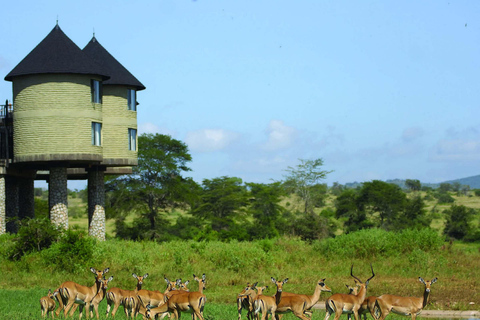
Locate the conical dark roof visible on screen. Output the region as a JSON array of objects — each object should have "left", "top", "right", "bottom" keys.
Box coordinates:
[
  {"left": 83, "top": 36, "right": 145, "bottom": 91},
  {"left": 5, "top": 24, "right": 109, "bottom": 81}
]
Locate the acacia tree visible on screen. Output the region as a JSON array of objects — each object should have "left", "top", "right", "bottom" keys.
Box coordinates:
[
  {"left": 247, "top": 182, "right": 286, "bottom": 239},
  {"left": 405, "top": 179, "right": 421, "bottom": 192},
  {"left": 357, "top": 180, "right": 407, "bottom": 230},
  {"left": 106, "top": 133, "right": 198, "bottom": 240},
  {"left": 443, "top": 205, "right": 475, "bottom": 240},
  {"left": 282, "top": 158, "right": 333, "bottom": 213},
  {"left": 191, "top": 176, "right": 249, "bottom": 240}
]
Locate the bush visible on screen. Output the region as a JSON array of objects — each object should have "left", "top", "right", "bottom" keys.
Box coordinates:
[
  {"left": 7, "top": 218, "right": 60, "bottom": 260},
  {"left": 314, "top": 228, "right": 443, "bottom": 259},
  {"left": 435, "top": 192, "right": 455, "bottom": 204},
  {"left": 443, "top": 205, "right": 475, "bottom": 241},
  {"left": 41, "top": 229, "right": 96, "bottom": 272}
]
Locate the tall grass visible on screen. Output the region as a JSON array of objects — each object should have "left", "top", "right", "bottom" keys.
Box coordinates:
[{"left": 0, "top": 229, "right": 479, "bottom": 318}]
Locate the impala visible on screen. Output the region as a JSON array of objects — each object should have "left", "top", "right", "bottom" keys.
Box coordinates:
[
  {"left": 136, "top": 275, "right": 179, "bottom": 312},
  {"left": 253, "top": 277, "right": 288, "bottom": 320},
  {"left": 161, "top": 273, "right": 207, "bottom": 320},
  {"left": 55, "top": 267, "right": 110, "bottom": 318},
  {"left": 67, "top": 276, "right": 114, "bottom": 319},
  {"left": 86, "top": 276, "right": 115, "bottom": 319},
  {"left": 40, "top": 289, "right": 56, "bottom": 319},
  {"left": 374, "top": 277, "right": 437, "bottom": 320},
  {"left": 238, "top": 282, "right": 256, "bottom": 320},
  {"left": 237, "top": 283, "right": 269, "bottom": 320},
  {"left": 345, "top": 283, "right": 376, "bottom": 320},
  {"left": 324, "top": 265, "right": 375, "bottom": 320},
  {"left": 276, "top": 278, "right": 332, "bottom": 320},
  {"left": 105, "top": 273, "right": 148, "bottom": 319}
]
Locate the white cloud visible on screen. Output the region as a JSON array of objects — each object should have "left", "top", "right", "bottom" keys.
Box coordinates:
[
  {"left": 430, "top": 139, "right": 480, "bottom": 161},
  {"left": 185, "top": 128, "right": 239, "bottom": 152},
  {"left": 138, "top": 122, "right": 176, "bottom": 136},
  {"left": 262, "top": 120, "right": 297, "bottom": 151}
]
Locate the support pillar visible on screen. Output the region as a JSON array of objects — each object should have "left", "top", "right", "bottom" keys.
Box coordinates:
[
  {"left": 18, "top": 177, "right": 35, "bottom": 220},
  {"left": 0, "top": 176, "right": 5, "bottom": 235},
  {"left": 6, "top": 176, "right": 19, "bottom": 233},
  {"left": 49, "top": 167, "right": 68, "bottom": 229},
  {"left": 88, "top": 167, "right": 105, "bottom": 241}
]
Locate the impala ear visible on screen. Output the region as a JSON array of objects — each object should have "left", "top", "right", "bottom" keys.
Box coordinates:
[
  {"left": 133, "top": 273, "right": 138, "bottom": 279},
  {"left": 90, "top": 267, "right": 97, "bottom": 274},
  {"left": 431, "top": 278, "right": 438, "bottom": 284},
  {"left": 283, "top": 278, "right": 289, "bottom": 284},
  {"left": 271, "top": 277, "right": 276, "bottom": 283},
  {"left": 108, "top": 276, "right": 114, "bottom": 282},
  {"left": 419, "top": 277, "right": 426, "bottom": 284},
  {"left": 103, "top": 268, "right": 110, "bottom": 274},
  {"left": 144, "top": 273, "right": 149, "bottom": 279},
  {"left": 202, "top": 273, "right": 206, "bottom": 281}
]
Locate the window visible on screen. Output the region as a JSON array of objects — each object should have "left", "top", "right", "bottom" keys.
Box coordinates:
[
  {"left": 128, "top": 128, "right": 137, "bottom": 151},
  {"left": 92, "top": 122, "right": 102, "bottom": 146},
  {"left": 91, "top": 80, "right": 102, "bottom": 103},
  {"left": 127, "top": 89, "right": 136, "bottom": 111}
]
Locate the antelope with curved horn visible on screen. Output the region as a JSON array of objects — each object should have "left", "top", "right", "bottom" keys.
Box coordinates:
[{"left": 324, "top": 265, "right": 375, "bottom": 320}]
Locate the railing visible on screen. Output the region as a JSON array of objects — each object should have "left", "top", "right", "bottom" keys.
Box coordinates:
[
  {"left": 0, "top": 100, "right": 13, "bottom": 118},
  {"left": 0, "top": 100, "right": 13, "bottom": 162}
]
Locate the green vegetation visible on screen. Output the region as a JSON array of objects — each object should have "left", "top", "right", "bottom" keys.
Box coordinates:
[
  {"left": 0, "top": 230, "right": 479, "bottom": 319},
  {"left": 14, "top": 133, "right": 478, "bottom": 318}
]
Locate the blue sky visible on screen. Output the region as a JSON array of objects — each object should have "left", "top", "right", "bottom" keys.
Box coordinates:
[{"left": 1, "top": 1, "right": 479, "bottom": 190}]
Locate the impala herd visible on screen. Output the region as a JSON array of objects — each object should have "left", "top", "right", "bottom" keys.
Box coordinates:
[{"left": 39, "top": 265, "right": 437, "bottom": 320}]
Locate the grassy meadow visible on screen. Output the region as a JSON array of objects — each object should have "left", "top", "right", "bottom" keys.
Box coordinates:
[
  {"left": 0, "top": 231, "right": 479, "bottom": 319},
  {"left": 1, "top": 189, "right": 478, "bottom": 319}
]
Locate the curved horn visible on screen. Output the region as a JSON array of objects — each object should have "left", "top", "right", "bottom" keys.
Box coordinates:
[
  {"left": 366, "top": 264, "right": 375, "bottom": 283},
  {"left": 350, "top": 264, "right": 362, "bottom": 283}
]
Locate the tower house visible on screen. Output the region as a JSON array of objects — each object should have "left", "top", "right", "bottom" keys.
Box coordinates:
[{"left": 1, "top": 24, "right": 145, "bottom": 240}]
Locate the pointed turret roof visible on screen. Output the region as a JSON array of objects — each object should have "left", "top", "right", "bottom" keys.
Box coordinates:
[
  {"left": 83, "top": 36, "right": 145, "bottom": 91},
  {"left": 5, "top": 24, "right": 109, "bottom": 81}
]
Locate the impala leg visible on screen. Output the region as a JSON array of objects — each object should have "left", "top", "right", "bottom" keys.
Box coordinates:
[
  {"left": 111, "top": 302, "right": 121, "bottom": 319},
  {"left": 64, "top": 300, "right": 75, "bottom": 318},
  {"left": 332, "top": 308, "right": 343, "bottom": 320},
  {"left": 292, "top": 311, "right": 310, "bottom": 320}
]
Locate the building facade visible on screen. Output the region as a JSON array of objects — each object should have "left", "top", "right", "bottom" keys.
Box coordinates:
[{"left": 0, "top": 24, "right": 145, "bottom": 240}]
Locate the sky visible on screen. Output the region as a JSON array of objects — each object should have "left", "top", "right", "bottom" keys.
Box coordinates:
[{"left": 1, "top": 1, "right": 479, "bottom": 190}]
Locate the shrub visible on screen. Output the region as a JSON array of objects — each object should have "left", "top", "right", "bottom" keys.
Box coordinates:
[
  {"left": 435, "top": 192, "right": 455, "bottom": 204},
  {"left": 42, "top": 229, "right": 96, "bottom": 272},
  {"left": 7, "top": 218, "right": 60, "bottom": 260},
  {"left": 314, "top": 228, "right": 443, "bottom": 259}
]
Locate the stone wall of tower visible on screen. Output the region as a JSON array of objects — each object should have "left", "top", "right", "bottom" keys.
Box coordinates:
[
  {"left": 101, "top": 85, "right": 137, "bottom": 166},
  {"left": 12, "top": 74, "right": 103, "bottom": 163}
]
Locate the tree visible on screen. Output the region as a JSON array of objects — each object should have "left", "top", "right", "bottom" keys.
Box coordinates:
[
  {"left": 106, "top": 133, "right": 198, "bottom": 240},
  {"left": 357, "top": 180, "right": 406, "bottom": 230},
  {"left": 282, "top": 158, "right": 333, "bottom": 213},
  {"left": 335, "top": 189, "right": 373, "bottom": 233},
  {"left": 438, "top": 183, "right": 452, "bottom": 193},
  {"left": 405, "top": 179, "right": 421, "bottom": 192},
  {"left": 246, "top": 182, "right": 286, "bottom": 239},
  {"left": 398, "top": 195, "right": 431, "bottom": 230},
  {"left": 192, "top": 176, "right": 249, "bottom": 240},
  {"left": 443, "top": 205, "right": 475, "bottom": 240}
]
